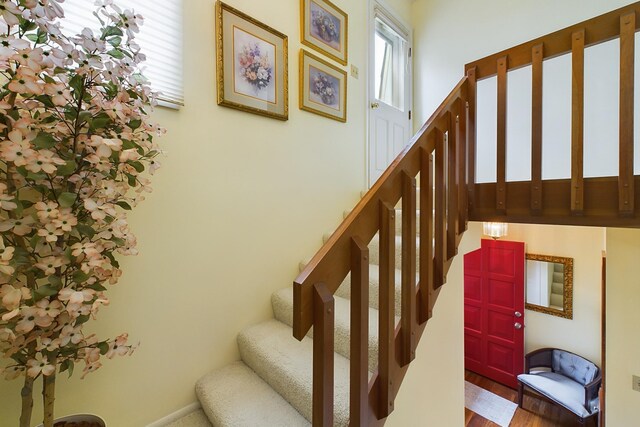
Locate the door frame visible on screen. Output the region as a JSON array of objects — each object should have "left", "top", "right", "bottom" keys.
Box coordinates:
[{"left": 366, "top": 0, "right": 413, "bottom": 188}]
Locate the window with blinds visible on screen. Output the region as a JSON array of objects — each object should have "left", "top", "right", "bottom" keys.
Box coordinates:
[{"left": 62, "top": 1, "right": 184, "bottom": 106}]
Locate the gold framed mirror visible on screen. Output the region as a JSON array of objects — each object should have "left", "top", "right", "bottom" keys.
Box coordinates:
[{"left": 525, "top": 253, "right": 573, "bottom": 319}]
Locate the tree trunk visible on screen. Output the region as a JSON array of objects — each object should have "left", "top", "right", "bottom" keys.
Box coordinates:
[
  {"left": 19, "top": 376, "right": 34, "bottom": 427},
  {"left": 43, "top": 373, "right": 56, "bottom": 427}
]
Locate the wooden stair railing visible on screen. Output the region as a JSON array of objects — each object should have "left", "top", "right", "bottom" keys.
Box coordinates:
[
  {"left": 465, "top": 1, "right": 640, "bottom": 227},
  {"left": 293, "top": 77, "right": 471, "bottom": 425}
]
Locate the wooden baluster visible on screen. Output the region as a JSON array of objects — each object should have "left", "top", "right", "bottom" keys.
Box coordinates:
[
  {"left": 620, "top": 13, "right": 635, "bottom": 217},
  {"left": 378, "top": 201, "right": 395, "bottom": 418},
  {"left": 313, "top": 283, "right": 334, "bottom": 427},
  {"left": 447, "top": 109, "right": 458, "bottom": 260},
  {"left": 467, "top": 67, "right": 477, "bottom": 213},
  {"left": 458, "top": 94, "right": 468, "bottom": 232},
  {"left": 350, "top": 237, "right": 369, "bottom": 426},
  {"left": 497, "top": 56, "right": 508, "bottom": 214},
  {"left": 400, "top": 172, "right": 416, "bottom": 366},
  {"left": 434, "top": 130, "right": 446, "bottom": 289},
  {"left": 531, "top": 43, "right": 544, "bottom": 215},
  {"left": 419, "top": 144, "right": 434, "bottom": 324},
  {"left": 571, "top": 30, "right": 585, "bottom": 215}
]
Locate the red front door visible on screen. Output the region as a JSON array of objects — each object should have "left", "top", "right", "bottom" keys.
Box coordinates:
[{"left": 464, "top": 239, "right": 525, "bottom": 388}]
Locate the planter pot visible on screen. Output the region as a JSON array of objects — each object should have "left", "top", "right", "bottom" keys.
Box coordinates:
[{"left": 36, "top": 414, "right": 106, "bottom": 427}]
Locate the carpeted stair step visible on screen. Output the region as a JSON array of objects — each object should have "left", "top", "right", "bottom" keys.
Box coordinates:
[
  {"left": 272, "top": 288, "right": 399, "bottom": 372},
  {"left": 343, "top": 209, "right": 422, "bottom": 236},
  {"left": 550, "top": 293, "right": 564, "bottom": 307},
  {"left": 297, "top": 261, "right": 404, "bottom": 313},
  {"left": 195, "top": 361, "right": 309, "bottom": 427},
  {"left": 551, "top": 281, "right": 563, "bottom": 294},
  {"left": 368, "top": 233, "right": 420, "bottom": 272},
  {"left": 166, "top": 409, "right": 212, "bottom": 427},
  {"left": 238, "top": 319, "right": 362, "bottom": 427}
]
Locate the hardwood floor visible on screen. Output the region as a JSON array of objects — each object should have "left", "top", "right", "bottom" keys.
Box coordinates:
[{"left": 464, "top": 370, "right": 597, "bottom": 427}]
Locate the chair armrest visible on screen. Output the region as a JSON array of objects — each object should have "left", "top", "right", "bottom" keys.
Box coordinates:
[
  {"left": 584, "top": 372, "right": 602, "bottom": 410},
  {"left": 524, "top": 348, "right": 554, "bottom": 373}
]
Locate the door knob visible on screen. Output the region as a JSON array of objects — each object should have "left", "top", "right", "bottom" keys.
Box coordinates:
[
  {"left": 514, "top": 322, "right": 522, "bottom": 330},
  {"left": 515, "top": 311, "right": 522, "bottom": 318},
  {"left": 371, "top": 102, "right": 380, "bottom": 109}
]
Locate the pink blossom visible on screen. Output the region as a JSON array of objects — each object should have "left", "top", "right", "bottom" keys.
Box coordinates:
[
  {"left": 0, "top": 130, "right": 36, "bottom": 167},
  {"left": 26, "top": 354, "right": 55, "bottom": 378}
]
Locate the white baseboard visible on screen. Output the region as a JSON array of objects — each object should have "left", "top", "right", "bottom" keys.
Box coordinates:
[{"left": 145, "top": 402, "right": 202, "bottom": 427}]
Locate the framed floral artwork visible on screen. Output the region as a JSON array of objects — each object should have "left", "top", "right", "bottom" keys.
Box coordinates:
[
  {"left": 301, "top": 0, "right": 348, "bottom": 65},
  {"left": 300, "top": 50, "right": 347, "bottom": 122},
  {"left": 216, "top": 1, "right": 288, "bottom": 120}
]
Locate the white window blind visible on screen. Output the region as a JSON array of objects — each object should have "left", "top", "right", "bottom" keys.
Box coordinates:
[{"left": 61, "top": 0, "right": 184, "bottom": 106}]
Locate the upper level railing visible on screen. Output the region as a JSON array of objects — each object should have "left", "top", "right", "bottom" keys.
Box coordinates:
[
  {"left": 293, "top": 78, "right": 470, "bottom": 425},
  {"left": 465, "top": 1, "right": 640, "bottom": 227}
]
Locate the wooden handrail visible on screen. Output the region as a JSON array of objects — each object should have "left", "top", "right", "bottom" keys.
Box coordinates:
[{"left": 465, "top": 2, "right": 640, "bottom": 80}]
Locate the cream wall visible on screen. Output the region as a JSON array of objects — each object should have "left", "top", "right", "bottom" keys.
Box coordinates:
[
  {"left": 388, "top": 222, "right": 482, "bottom": 427},
  {"left": 506, "top": 225, "right": 603, "bottom": 365},
  {"left": 0, "top": 0, "right": 371, "bottom": 425},
  {"left": 606, "top": 228, "right": 640, "bottom": 426}
]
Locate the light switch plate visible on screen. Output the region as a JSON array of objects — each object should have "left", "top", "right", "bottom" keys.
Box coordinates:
[
  {"left": 633, "top": 375, "right": 640, "bottom": 392},
  {"left": 351, "top": 65, "right": 359, "bottom": 79}
]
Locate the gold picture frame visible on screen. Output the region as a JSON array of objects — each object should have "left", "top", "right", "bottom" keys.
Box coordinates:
[
  {"left": 301, "top": 0, "right": 348, "bottom": 65},
  {"left": 525, "top": 253, "right": 574, "bottom": 319},
  {"left": 216, "top": 1, "right": 289, "bottom": 121},
  {"left": 299, "top": 50, "right": 347, "bottom": 122}
]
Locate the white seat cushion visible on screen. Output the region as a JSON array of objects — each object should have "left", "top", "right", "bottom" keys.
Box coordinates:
[{"left": 518, "top": 371, "right": 592, "bottom": 418}]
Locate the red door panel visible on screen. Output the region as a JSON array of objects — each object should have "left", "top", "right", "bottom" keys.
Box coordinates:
[{"left": 464, "top": 239, "right": 525, "bottom": 389}]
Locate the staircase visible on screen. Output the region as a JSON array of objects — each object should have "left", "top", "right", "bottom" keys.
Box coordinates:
[
  {"left": 174, "top": 3, "right": 640, "bottom": 426},
  {"left": 549, "top": 263, "right": 564, "bottom": 310}
]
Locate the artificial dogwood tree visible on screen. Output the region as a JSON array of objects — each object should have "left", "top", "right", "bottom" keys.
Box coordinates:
[{"left": 0, "top": 1, "right": 164, "bottom": 425}]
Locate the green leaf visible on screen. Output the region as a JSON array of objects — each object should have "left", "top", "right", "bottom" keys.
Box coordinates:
[
  {"left": 35, "top": 95, "right": 55, "bottom": 108},
  {"left": 125, "top": 173, "right": 137, "bottom": 187},
  {"left": 87, "top": 283, "right": 107, "bottom": 292},
  {"left": 16, "top": 166, "right": 28, "bottom": 177},
  {"left": 111, "top": 237, "right": 125, "bottom": 246},
  {"left": 128, "top": 161, "right": 144, "bottom": 173},
  {"left": 128, "top": 119, "right": 142, "bottom": 130},
  {"left": 57, "top": 160, "right": 77, "bottom": 177},
  {"left": 59, "top": 360, "right": 74, "bottom": 378},
  {"left": 32, "top": 132, "right": 57, "bottom": 149},
  {"left": 34, "top": 285, "right": 59, "bottom": 302},
  {"left": 72, "top": 270, "right": 90, "bottom": 284},
  {"left": 58, "top": 192, "right": 77, "bottom": 208},
  {"left": 116, "top": 201, "right": 132, "bottom": 211},
  {"left": 90, "top": 117, "right": 111, "bottom": 130},
  {"left": 102, "top": 26, "right": 123, "bottom": 38},
  {"left": 48, "top": 275, "right": 62, "bottom": 288},
  {"left": 30, "top": 235, "right": 42, "bottom": 249},
  {"left": 69, "top": 75, "right": 85, "bottom": 99},
  {"left": 108, "top": 36, "right": 122, "bottom": 47},
  {"left": 26, "top": 172, "right": 46, "bottom": 181},
  {"left": 76, "top": 224, "right": 96, "bottom": 239},
  {"left": 98, "top": 342, "right": 109, "bottom": 355},
  {"left": 75, "top": 314, "right": 90, "bottom": 325},
  {"left": 107, "top": 49, "right": 125, "bottom": 59}
]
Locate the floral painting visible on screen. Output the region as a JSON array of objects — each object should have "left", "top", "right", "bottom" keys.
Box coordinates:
[
  {"left": 216, "top": 2, "right": 288, "bottom": 121},
  {"left": 301, "top": 0, "right": 348, "bottom": 65},
  {"left": 233, "top": 27, "right": 276, "bottom": 103},
  {"left": 310, "top": 1, "right": 341, "bottom": 50},
  {"left": 300, "top": 50, "right": 347, "bottom": 122},
  {"left": 309, "top": 66, "right": 340, "bottom": 110}
]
